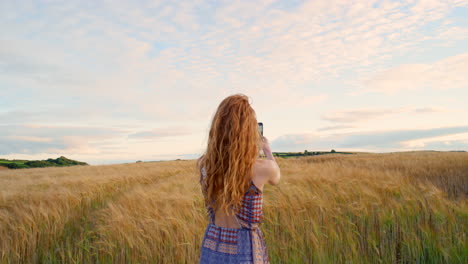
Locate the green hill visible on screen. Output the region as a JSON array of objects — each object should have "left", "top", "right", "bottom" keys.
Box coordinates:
[{"left": 0, "top": 156, "right": 88, "bottom": 169}]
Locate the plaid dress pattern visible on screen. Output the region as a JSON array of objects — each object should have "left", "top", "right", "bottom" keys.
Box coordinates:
[{"left": 199, "top": 167, "right": 270, "bottom": 264}]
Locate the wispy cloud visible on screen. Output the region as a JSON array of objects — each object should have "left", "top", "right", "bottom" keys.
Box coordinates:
[
  {"left": 399, "top": 132, "right": 468, "bottom": 149},
  {"left": 353, "top": 52, "right": 468, "bottom": 94},
  {"left": 316, "top": 125, "right": 355, "bottom": 132},
  {"left": 0, "top": 124, "right": 128, "bottom": 155},
  {"left": 128, "top": 126, "right": 192, "bottom": 139},
  {"left": 271, "top": 126, "right": 468, "bottom": 152},
  {"left": 321, "top": 106, "right": 448, "bottom": 123}
]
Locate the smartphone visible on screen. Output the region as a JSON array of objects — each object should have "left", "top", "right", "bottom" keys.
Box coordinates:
[{"left": 258, "top": 122, "right": 263, "bottom": 136}]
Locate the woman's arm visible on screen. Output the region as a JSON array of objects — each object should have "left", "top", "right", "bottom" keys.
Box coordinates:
[{"left": 261, "top": 136, "right": 281, "bottom": 185}]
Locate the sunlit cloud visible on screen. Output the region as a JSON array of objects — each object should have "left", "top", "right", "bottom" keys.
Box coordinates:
[
  {"left": 400, "top": 132, "right": 468, "bottom": 149},
  {"left": 353, "top": 53, "right": 468, "bottom": 94},
  {"left": 271, "top": 126, "right": 468, "bottom": 152},
  {"left": 0, "top": 0, "right": 467, "bottom": 163},
  {"left": 128, "top": 126, "right": 193, "bottom": 139},
  {"left": 316, "top": 125, "right": 355, "bottom": 132},
  {"left": 321, "top": 106, "right": 448, "bottom": 123}
]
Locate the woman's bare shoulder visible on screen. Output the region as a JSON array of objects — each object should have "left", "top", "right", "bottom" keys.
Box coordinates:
[
  {"left": 254, "top": 159, "right": 278, "bottom": 170},
  {"left": 252, "top": 159, "right": 280, "bottom": 189}
]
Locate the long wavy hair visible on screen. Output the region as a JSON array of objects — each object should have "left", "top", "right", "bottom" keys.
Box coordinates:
[{"left": 197, "top": 93, "right": 262, "bottom": 216}]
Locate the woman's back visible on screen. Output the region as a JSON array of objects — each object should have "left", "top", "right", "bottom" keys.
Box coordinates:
[
  {"left": 199, "top": 157, "right": 280, "bottom": 229},
  {"left": 199, "top": 165, "right": 270, "bottom": 263}
]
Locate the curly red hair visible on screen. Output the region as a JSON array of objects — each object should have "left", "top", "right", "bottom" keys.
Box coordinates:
[{"left": 197, "top": 93, "right": 261, "bottom": 216}]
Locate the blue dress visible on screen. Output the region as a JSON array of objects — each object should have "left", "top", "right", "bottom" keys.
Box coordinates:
[{"left": 199, "top": 167, "right": 270, "bottom": 264}]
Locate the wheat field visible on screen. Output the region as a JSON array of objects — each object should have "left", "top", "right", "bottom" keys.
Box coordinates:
[{"left": 0, "top": 152, "right": 466, "bottom": 263}]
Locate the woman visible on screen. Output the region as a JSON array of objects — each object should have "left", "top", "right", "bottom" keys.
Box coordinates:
[{"left": 197, "top": 93, "right": 281, "bottom": 264}]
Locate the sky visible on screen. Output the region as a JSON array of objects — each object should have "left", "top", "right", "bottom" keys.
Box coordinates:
[{"left": 1, "top": 0, "right": 467, "bottom": 165}]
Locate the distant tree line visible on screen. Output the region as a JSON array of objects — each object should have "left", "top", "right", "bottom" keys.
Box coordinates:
[
  {"left": 272, "top": 149, "right": 354, "bottom": 158},
  {"left": 0, "top": 156, "right": 88, "bottom": 169}
]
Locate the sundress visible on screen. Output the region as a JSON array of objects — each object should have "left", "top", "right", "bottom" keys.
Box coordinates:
[{"left": 199, "top": 167, "right": 270, "bottom": 264}]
